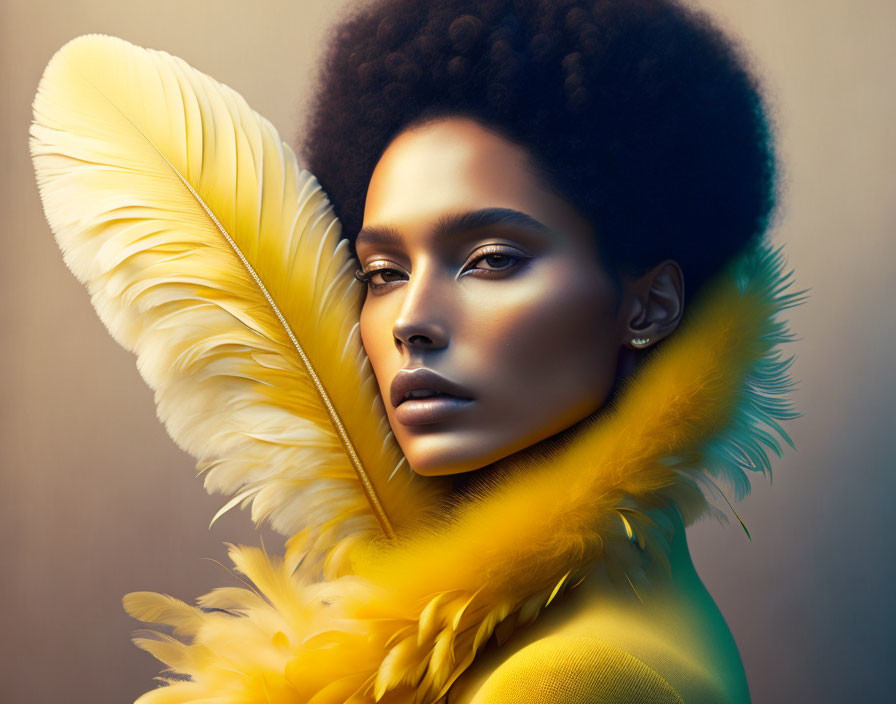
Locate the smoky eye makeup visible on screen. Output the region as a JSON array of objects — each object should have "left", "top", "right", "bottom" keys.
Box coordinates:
[
  {"left": 459, "top": 243, "right": 533, "bottom": 276},
  {"left": 353, "top": 260, "right": 408, "bottom": 291},
  {"left": 352, "top": 216, "right": 546, "bottom": 291},
  {"left": 353, "top": 243, "right": 532, "bottom": 292}
]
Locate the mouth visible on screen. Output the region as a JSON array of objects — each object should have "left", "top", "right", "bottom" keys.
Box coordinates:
[{"left": 390, "top": 368, "right": 474, "bottom": 426}]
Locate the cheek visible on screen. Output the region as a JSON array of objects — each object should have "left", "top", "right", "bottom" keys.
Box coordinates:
[
  {"left": 460, "top": 266, "right": 620, "bottom": 416},
  {"left": 359, "top": 300, "right": 395, "bottom": 395}
]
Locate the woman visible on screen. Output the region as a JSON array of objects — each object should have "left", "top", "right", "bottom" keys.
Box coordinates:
[
  {"left": 29, "top": 0, "right": 803, "bottom": 702},
  {"left": 349, "top": 116, "right": 744, "bottom": 703},
  {"left": 299, "top": 3, "right": 789, "bottom": 698}
]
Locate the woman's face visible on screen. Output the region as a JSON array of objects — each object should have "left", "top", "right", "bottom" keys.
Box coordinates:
[{"left": 357, "top": 117, "right": 627, "bottom": 476}]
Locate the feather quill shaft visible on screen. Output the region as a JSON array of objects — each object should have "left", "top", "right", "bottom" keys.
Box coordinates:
[{"left": 168, "top": 155, "right": 394, "bottom": 538}]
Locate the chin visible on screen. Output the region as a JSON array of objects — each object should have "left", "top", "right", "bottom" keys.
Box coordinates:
[
  {"left": 400, "top": 403, "right": 610, "bottom": 477},
  {"left": 399, "top": 431, "right": 503, "bottom": 477},
  {"left": 405, "top": 450, "right": 487, "bottom": 477},
  {"left": 399, "top": 427, "right": 543, "bottom": 477}
]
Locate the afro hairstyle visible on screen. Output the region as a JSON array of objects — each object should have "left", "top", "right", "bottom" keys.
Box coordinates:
[{"left": 300, "top": 0, "right": 777, "bottom": 299}]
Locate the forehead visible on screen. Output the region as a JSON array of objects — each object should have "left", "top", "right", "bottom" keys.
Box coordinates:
[{"left": 361, "top": 117, "right": 577, "bottom": 236}]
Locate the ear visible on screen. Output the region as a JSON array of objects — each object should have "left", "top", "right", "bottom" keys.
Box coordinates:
[{"left": 620, "top": 260, "right": 685, "bottom": 350}]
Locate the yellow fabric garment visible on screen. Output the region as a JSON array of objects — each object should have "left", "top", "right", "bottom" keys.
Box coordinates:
[
  {"left": 447, "top": 512, "right": 748, "bottom": 703},
  {"left": 461, "top": 638, "right": 686, "bottom": 703}
]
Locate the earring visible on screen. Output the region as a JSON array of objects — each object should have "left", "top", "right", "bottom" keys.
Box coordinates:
[{"left": 631, "top": 336, "right": 651, "bottom": 348}]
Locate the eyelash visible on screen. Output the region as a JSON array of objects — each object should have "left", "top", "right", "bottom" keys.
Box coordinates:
[{"left": 354, "top": 245, "right": 530, "bottom": 291}]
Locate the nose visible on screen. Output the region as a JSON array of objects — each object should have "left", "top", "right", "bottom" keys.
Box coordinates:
[
  {"left": 392, "top": 266, "right": 450, "bottom": 352},
  {"left": 393, "top": 320, "right": 449, "bottom": 350}
]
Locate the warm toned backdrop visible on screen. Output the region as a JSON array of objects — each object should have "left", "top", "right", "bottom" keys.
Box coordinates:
[{"left": 1, "top": 1, "right": 893, "bottom": 702}]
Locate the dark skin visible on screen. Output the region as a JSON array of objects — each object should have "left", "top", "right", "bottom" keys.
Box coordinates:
[
  {"left": 356, "top": 117, "right": 685, "bottom": 481},
  {"left": 354, "top": 116, "right": 748, "bottom": 704}
]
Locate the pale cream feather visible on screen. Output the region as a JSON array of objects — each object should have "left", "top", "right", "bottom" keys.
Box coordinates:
[{"left": 30, "top": 34, "right": 443, "bottom": 559}]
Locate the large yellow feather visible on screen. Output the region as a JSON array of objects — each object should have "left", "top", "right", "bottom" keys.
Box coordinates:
[{"left": 30, "top": 34, "right": 442, "bottom": 556}]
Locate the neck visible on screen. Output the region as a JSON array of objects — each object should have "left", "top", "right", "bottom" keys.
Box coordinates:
[{"left": 593, "top": 506, "right": 694, "bottom": 594}]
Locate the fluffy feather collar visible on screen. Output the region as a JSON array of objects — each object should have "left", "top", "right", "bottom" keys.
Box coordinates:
[{"left": 29, "top": 35, "right": 804, "bottom": 704}]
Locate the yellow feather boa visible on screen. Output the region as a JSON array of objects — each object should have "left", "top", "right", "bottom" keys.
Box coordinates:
[
  {"left": 120, "top": 238, "right": 803, "bottom": 703},
  {"left": 29, "top": 34, "right": 804, "bottom": 704}
]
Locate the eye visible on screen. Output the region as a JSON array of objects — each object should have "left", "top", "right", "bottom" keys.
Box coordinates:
[
  {"left": 479, "top": 252, "right": 515, "bottom": 269},
  {"left": 354, "top": 263, "right": 408, "bottom": 291},
  {"left": 462, "top": 245, "right": 530, "bottom": 277}
]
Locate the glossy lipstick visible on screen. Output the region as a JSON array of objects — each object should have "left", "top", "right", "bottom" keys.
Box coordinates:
[{"left": 390, "top": 368, "right": 474, "bottom": 426}]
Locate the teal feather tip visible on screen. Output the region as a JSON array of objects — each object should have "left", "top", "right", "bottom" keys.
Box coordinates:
[{"left": 693, "top": 236, "right": 809, "bottom": 521}]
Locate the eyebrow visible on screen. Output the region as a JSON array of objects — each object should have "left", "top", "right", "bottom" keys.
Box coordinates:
[{"left": 355, "top": 207, "right": 553, "bottom": 248}]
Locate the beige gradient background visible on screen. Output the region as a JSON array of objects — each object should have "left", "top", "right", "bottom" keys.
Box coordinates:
[{"left": 1, "top": 0, "right": 893, "bottom": 701}]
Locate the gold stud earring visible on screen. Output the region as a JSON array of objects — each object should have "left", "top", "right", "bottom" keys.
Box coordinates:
[{"left": 631, "top": 336, "right": 651, "bottom": 348}]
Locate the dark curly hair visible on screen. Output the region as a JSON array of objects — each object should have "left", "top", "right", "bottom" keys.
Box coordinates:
[{"left": 300, "top": 0, "right": 777, "bottom": 299}]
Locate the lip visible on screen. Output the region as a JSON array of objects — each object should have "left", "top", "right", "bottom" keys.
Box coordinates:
[{"left": 390, "top": 368, "right": 474, "bottom": 426}]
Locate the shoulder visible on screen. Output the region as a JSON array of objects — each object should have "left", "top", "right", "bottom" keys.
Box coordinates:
[
  {"left": 466, "top": 634, "right": 729, "bottom": 704},
  {"left": 468, "top": 634, "right": 683, "bottom": 703}
]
